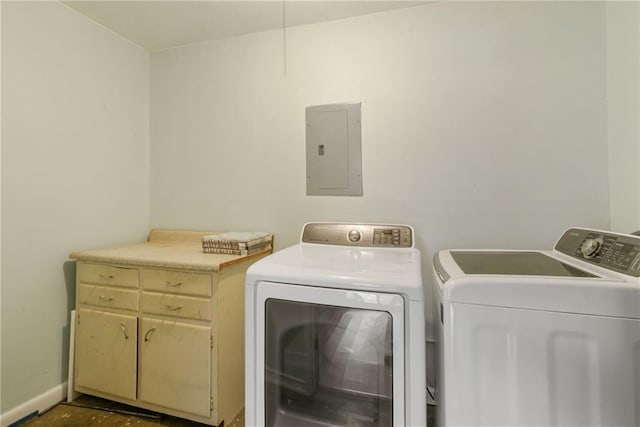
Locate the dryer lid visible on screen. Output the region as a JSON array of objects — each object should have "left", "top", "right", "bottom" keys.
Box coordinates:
[{"left": 246, "top": 243, "right": 424, "bottom": 300}]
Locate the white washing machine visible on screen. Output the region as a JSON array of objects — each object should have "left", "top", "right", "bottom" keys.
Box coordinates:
[
  {"left": 245, "top": 222, "right": 426, "bottom": 427},
  {"left": 433, "top": 227, "right": 640, "bottom": 427}
]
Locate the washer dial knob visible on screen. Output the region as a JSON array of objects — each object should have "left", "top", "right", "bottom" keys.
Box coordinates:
[
  {"left": 347, "top": 229, "right": 362, "bottom": 243},
  {"left": 580, "top": 238, "right": 602, "bottom": 259}
]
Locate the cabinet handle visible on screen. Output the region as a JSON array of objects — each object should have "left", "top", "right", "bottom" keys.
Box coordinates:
[
  {"left": 120, "top": 323, "right": 129, "bottom": 340},
  {"left": 99, "top": 274, "right": 114, "bottom": 280},
  {"left": 165, "top": 281, "right": 183, "bottom": 287},
  {"left": 144, "top": 328, "right": 156, "bottom": 342},
  {"left": 99, "top": 295, "right": 114, "bottom": 302},
  {"left": 165, "top": 305, "right": 183, "bottom": 311}
]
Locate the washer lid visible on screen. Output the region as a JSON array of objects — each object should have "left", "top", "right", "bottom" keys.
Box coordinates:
[
  {"left": 434, "top": 249, "right": 640, "bottom": 318},
  {"left": 451, "top": 251, "right": 595, "bottom": 277}
]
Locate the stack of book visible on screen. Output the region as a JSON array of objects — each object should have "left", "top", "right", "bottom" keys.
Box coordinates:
[{"left": 202, "top": 231, "right": 273, "bottom": 255}]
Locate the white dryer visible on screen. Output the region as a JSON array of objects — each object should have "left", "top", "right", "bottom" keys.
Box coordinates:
[
  {"left": 433, "top": 227, "right": 640, "bottom": 427},
  {"left": 245, "top": 223, "right": 426, "bottom": 427}
]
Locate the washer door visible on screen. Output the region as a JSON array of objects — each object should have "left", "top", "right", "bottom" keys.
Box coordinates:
[{"left": 254, "top": 281, "right": 405, "bottom": 427}]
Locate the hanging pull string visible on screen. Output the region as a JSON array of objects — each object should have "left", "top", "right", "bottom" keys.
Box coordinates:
[{"left": 282, "top": 0, "right": 288, "bottom": 76}]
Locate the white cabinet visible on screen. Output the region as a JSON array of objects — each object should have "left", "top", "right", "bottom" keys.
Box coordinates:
[
  {"left": 71, "top": 232, "right": 270, "bottom": 426},
  {"left": 139, "top": 267, "right": 214, "bottom": 418},
  {"left": 75, "top": 309, "right": 138, "bottom": 400},
  {"left": 139, "top": 318, "right": 211, "bottom": 417},
  {"left": 75, "top": 263, "right": 139, "bottom": 400}
]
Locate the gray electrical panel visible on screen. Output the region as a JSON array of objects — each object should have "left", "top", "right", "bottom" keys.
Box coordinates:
[{"left": 305, "top": 103, "right": 362, "bottom": 196}]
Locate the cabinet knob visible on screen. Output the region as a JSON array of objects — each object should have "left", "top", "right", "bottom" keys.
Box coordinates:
[
  {"left": 144, "top": 328, "right": 156, "bottom": 342},
  {"left": 165, "top": 281, "right": 183, "bottom": 287},
  {"left": 165, "top": 305, "right": 183, "bottom": 311}
]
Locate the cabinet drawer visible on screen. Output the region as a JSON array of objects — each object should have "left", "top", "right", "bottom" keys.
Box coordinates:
[
  {"left": 142, "top": 269, "right": 212, "bottom": 297},
  {"left": 79, "top": 284, "right": 139, "bottom": 311},
  {"left": 78, "top": 263, "right": 139, "bottom": 288},
  {"left": 142, "top": 292, "right": 211, "bottom": 321}
]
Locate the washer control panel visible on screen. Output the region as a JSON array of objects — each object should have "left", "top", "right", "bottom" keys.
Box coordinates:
[
  {"left": 555, "top": 228, "right": 640, "bottom": 277},
  {"left": 302, "top": 223, "right": 413, "bottom": 248}
]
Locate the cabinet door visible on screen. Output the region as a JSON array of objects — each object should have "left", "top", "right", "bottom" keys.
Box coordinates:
[
  {"left": 75, "top": 308, "right": 137, "bottom": 400},
  {"left": 139, "top": 318, "right": 211, "bottom": 417}
]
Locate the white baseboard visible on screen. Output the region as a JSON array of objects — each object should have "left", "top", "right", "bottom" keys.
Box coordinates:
[{"left": 0, "top": 382, "right": 67, "bottom": 427}]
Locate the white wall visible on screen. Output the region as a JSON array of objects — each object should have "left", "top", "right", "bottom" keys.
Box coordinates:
[
  {"left": 607, "top": 2, "right": 640, "bottom": 233},
  {"left": 151, "top": 1, "right": 609, "bottom": 342},
  {"left": 1, "top": 1, "right": 149, "bottom": 417},
  {"left": 0, "top": 0, "right": 618, "bottom": 416}
]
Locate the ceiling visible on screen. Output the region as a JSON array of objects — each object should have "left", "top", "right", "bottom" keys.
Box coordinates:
[{"left": 63, "top": 1, "right": 426, "bottom": 51}]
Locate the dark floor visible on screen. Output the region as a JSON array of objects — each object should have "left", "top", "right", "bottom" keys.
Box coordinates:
[
  {"left": 20, "top": 395, "right": 243, "bottom": 427},
  {"left": 20, "top": 395, "right": 434, "bottom": 427}
]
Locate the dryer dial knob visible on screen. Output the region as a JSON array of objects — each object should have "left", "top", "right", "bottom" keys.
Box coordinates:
[
  {"left": 347, "top": 230, "right": 362, "bottom": 243},
  {"left": 581, "top": 238, "right": 602, "bottom": 259}
]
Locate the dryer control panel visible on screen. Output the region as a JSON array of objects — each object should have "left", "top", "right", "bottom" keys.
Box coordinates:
[
  {"left": 555, "top": 228, "right": 640, "bottom": 277},
  {"left": 302, "top": 223, "right": 413, "bottom": 248}
]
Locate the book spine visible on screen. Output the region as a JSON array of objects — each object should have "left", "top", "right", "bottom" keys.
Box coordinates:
[
  {"left": 202, "top": 242, "right": 241, "bottom": 249},
  {"left": 202, "top": 235, "right": 272, "bottom": 249},
  {"left": 203, "top": 247, "right": 240, "bottom": 254},
  {"left": 203, "top": 244, "right": 271, "bottom": 256}
]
